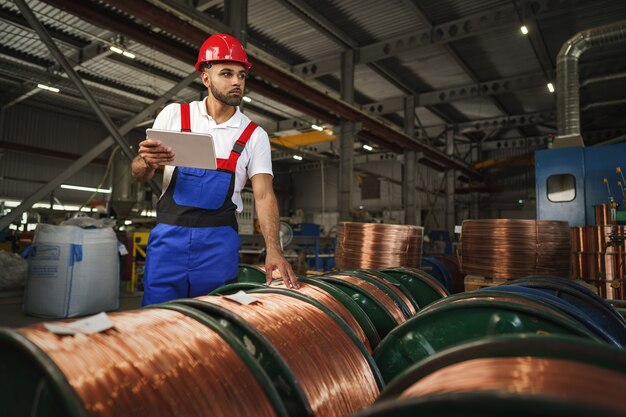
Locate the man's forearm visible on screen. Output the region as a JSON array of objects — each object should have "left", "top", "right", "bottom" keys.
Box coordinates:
[
  {"left": 131, "top": 155, "right": 156, "bottom": 182},
  {"left": 256, "top": 193, "right": 282, "bottom": 254}
]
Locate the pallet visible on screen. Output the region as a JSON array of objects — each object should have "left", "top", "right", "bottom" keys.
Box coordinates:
[{"left": 464, "top": 275, "right": 509, "bottom": 292}]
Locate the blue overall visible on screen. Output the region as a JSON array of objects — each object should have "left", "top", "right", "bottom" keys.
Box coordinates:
[{"left": 142, "top": 103, "right": 257, "bottom": 306}]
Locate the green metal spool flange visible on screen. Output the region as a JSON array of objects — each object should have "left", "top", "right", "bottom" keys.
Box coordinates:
[
  {"left": 237, "top": 264, "right": 267, "bottom": 283},
  {"left": 350, "top": 393, "right": 622, "bottom": 417},
  {"left": 297, "top": 277, "right": 381, "bottom": 350},
  {"left": 169, "top": 298, "right": 314, "bottom": 417},
  {"left": 319, "top": 276, "right": 398, "bottom": 339},
  {"left": 332, "top": 271, "right": 413, "bottom": 319},
  {"left": 0, "top": 328, "right": 89, "bottom": 417},
  {"left": 373, "top": 291, "right": 600, "bottom": 383},
  {"left": 380, "top": 334, "right": 626, "bottom": 400},
  {"left": 210, "top": 282, "right": 265, "bottom": 295},
  {"left": 149, "top": 304, "right": 289, "bottom": 417},
  {"left": 351, "top": 269, "right": 421, "bottom": 312},
  {"left": 246, "top": 287, "right": 385, "bottom": 391},
  {"left": 381, "top": 268, "right": 449, "bottom": 308}
]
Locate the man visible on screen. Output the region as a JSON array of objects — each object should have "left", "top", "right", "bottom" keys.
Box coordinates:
[{"left": 132, "top": 33, "right": 299, "bottom": 306}]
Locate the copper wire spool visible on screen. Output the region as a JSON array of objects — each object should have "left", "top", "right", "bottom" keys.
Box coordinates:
[
  {"left": 196, "top": 293, "right": 380, "bottom": 417},
  {"left": 460, "top": 219, "right": 571, "bottom": 279},
  {"left": 270, "top": 280, "right": 372, "bottom": 352},
  {"left": 325, "top": 273, "right": 407, "bottom": 325},
  {"left": 399, "top": 357, "right": 626, "bottom": 414},
  {"left": 17, "top": 308, "right": 278, "bottom": 417},
  {"left": 349, "top": 270, "right": 417, "bottom": 316},
  {"left": 336, "top": 222, "right": 424, "bottom": 270}
]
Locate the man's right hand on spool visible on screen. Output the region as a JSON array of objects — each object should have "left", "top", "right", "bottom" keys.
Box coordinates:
[{"left": 138, "top": 139, "right": 175, "bottom": 169}]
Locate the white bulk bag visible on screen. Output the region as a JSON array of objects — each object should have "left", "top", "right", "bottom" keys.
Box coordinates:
[{"left": 24, "top": 224, "right": 119, "bottom": 318}]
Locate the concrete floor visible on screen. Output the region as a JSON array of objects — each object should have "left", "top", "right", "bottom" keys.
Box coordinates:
[{"left": 0, "top": 289, "right": 143, "bottom": 328}]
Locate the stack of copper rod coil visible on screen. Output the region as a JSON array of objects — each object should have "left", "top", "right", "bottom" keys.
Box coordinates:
[
  {"left": 336, "top": 222, "right": 424, "bottom": 270},
  {"left": 398, "top": 357, "right": 626, "bottom": 414},
  {"left": 570, "top": 225, "right": 626, "bottom": 300},
  {"left": 460, "top": 219, "right": 571, "bottom": 279},
  {"left": 270, "top": 280, "right": 372, "bottom": 352},
  {"left": 17, "top": 308, "right": 278, "bottom": 417},
  {"left": 325, "top": 273, "right": 407, "bottom": 325},
  {"left": 197, "top": 293, "right": 380, "bottom": 417}
]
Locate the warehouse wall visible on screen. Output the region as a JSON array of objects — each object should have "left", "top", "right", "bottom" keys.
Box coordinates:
[
  {"left": 0, "top": 103, "right": 142, "bottom": 206},
  {"left": 289, "top": 156, "right": 446, "bottom": 227}
]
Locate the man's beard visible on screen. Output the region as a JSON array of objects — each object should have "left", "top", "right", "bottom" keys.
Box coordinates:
[{"left": 210, "top": 84, "right": 242, "bottom": 106}]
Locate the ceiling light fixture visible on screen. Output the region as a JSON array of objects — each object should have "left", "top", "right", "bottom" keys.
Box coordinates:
[
  {"left": 547, "top": 82, "right": 555, "bottom": 93},
  {"left": 311, "top": 124, "right": 324, "bottom": 131},
  {"left": 520, "top": 25, "right": 529, "bottom": 35},
  {"left": 110, "top": 45, "right": 135, "bottom": 59},
  {"left": 293, "top": 155, "right": 303, "bottom": 161},
  {"left": 37, "top": 83, "right": 60, "bottom": 93},
  {"left": 60, "top": 184, "right": 112, "bottom": 194},
  {"left": 363, "top": 144, "right": 373, "bottom": 151},
  {"left": 242, "top": 96, "right": 252, "bottom": 103}
]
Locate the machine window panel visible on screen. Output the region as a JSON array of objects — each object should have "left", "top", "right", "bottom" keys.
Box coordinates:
[{"left": 547, "top": 174, "right": 576, "bottom": 202}]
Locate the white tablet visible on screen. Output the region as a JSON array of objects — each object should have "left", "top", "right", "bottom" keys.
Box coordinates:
[{"left": 146, "top": 128, "right": 217, "bottom": 170}]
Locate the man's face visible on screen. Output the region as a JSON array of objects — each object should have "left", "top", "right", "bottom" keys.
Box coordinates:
[{"left": 202, "top": 62, "right": 247, "bottom": 106}]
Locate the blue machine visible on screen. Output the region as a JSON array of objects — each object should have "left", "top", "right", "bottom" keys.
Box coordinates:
[{"left": 535, "top": 142, "right": 626, "bottom": 226}]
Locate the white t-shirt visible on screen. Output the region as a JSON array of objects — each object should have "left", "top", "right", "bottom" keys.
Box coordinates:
[{"left": 152, "top": 98, "right": 273, "bottom": 212}]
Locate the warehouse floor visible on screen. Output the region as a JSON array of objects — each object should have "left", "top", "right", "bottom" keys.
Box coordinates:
[{"left": 0, "top": 290, "right": 143, "bottom": 328}]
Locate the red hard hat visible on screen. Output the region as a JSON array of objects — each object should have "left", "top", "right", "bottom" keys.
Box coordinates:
[{"left": 195, "top": 34, "right": 252, "bottom": 72}]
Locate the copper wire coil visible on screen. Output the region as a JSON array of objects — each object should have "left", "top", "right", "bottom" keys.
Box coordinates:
[
  {"left": 594, "top": 204, "right": 613, "bottom": 225},
  {"left": 335, "top": 222, "right": 424, "bottom": 270},
  {"left": 579, "top": 226, "right": 626, "bottom": 288},
  {"left": 460, "top": 219, "right": 571, "bottom": 279},
  {"left": 325, "top": 273, "right": 406, "bottom": 325},
  {"left": 17, "top": 308, "right": 278, "bottom": 417},
  {"left": 197, "top": 293, "right": 380, "bottom": 417},
  {"left": 349, "top": 270, "right": 417, "bottom": 316},
  {"left": 270, "top": 280, "right": 372, "bottom": 352},
  {"left": 398, "top": 357, "right": 626, "bottom": 414}
]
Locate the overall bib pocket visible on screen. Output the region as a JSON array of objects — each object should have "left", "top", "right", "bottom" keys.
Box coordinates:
[{"left": 174, "top": 168, "right": 231, "bottom": 210}]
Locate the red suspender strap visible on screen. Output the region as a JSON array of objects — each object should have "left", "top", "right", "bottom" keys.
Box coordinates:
[
  {"left": 180, "top": 103, "right": 191, "bottom": 132},
  {"left": 218, "top": 121, "right": 258, "bottom": 172}
]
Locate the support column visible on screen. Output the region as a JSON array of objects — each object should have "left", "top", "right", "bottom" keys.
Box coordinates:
[
  {"left": 445, "top": 130, "right": 456, "bottom": 238},
  {"left": 225, "top": 0, "right": 248, "bottom": 44},
  {"left": 338, "top": 50, "right": 355, "bottom": 221},
  {"left": 403, "top": 95, "right": 417, "bottom": 225}
]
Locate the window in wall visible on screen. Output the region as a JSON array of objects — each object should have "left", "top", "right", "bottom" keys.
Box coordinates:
[{"left": 547, "top": 174, "right": 576, "bottom": 202}]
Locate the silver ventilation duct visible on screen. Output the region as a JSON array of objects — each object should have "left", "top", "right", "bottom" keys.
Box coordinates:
[{"left": 556, "top": 20, "right": 626, "bottom": 148}]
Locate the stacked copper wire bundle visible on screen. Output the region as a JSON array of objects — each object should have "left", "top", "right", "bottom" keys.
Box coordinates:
[
  {"left": 581, "top": 225, "right": 626, "bottom": 300},
  {"left": 335, "top": 222, "right": 424, "bottom": 269},
  {"left": 270, "top": 280, "right": 372, "bottom": 352},
  {"left": 460, "top": 219, "right": 571, "bottom": 279},
  {"left": 398, "top": 357, "right": 626, "bottom": 414},
  {"left": 594, "top": 203, "right": 613, "bottom": 225},
  {"left": 198, "top": 293, "right": 380, "bottom": 417},
  {"left": 17, "top": 308, "right": 278, "bottom": 417}
]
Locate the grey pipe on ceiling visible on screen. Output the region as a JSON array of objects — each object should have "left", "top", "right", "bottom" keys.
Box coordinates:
[{"left": 556, "top": 19, "right": 626, "bottom": 147}]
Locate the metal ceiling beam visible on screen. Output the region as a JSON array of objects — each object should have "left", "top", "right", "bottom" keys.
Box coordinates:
[
  {"left": 293, "top": 4, "right": 518, "bottom": 78},
  {"left": 14, "top": 0, "right": 158, "bottom": 186},
  {"left": 362, "top": 71, "right": 547, "bottom": 114},
  {"left": 292, "top": 0, "right": 568, "bottom": 78},
  {"left": 41, "top": 0, "right": 481, "bottom": 180}
]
